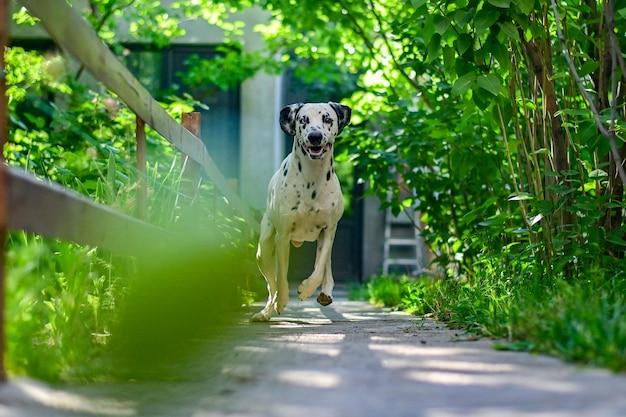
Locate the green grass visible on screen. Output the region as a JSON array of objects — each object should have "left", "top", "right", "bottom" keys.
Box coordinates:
[
  {"left": 5, "top": 232, "right": 130, "bottom": 382},
  {"left": 506, "top": 277, "right": 626, "bottom": 371},
  {"left": 361, "top": 271, "right": 626, "bottom": 372}
]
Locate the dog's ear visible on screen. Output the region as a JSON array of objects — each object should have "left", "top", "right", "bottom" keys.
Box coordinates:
[
  {"left": 279, "top": 103, "right": 304, "bottom": 136},
  {"left": 329, "top": 102, "right": 352, "bottom": 135}
]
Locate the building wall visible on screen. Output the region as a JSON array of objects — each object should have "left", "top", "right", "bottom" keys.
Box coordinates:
[
  {"left": 362, "top": 195, "right": 386, "bottom": 279},
  {"left": 236, "top": 8, "right": 284, "bottom": 209}
]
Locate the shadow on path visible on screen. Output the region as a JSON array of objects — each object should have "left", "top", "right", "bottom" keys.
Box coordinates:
[{"left": 2, "top": 289, "right": 626, "bottom": 417}]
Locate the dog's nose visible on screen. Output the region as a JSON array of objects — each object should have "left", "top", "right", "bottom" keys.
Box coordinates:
[{"left": 308, "top": 131, "right": 323, "bottom": 145}]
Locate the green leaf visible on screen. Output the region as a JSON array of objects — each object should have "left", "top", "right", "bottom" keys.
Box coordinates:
[
  {"left": 579, "top": 60, "right": 599, "bottom": 77},
  {"left": 508, "top": 192, "right": 534, "bottom": 201},
  {"left": 472, "top": 89, "right": 491, "bottom": 110},
  {"left": 422, "top": 15, "right": 436, "bottom": 42},
  {"left": 443, "top": 45, "right": 456, "bottom": 74},
  {"left": 554, "top": 108, "right": 592, "bottom": 117},
  {"left": 477, "top": 73, "right": 500, "bottom": 96},
  {"left": 494, "top": 341, "right": 534, "bottom": 351},
  {"left": 483, "top": 37, "right": 511, "bottom": 74},
  {"left": 451, "top": 71, "right": 476, "bottom": 97},
  {"left": 489, "top": 40, "right": 512, "bottom": 72},
  {"left": 498, "top": 22, "right": 520, "bottom": 41},
  {"left": 488, "top": 0, "right": 511, "bottom": 8},
  {"left": 455, "top": 57, "right": 474, "bottom": 74},
  {"left": 426, "top": 34, "right": 442, "bottom": 63},
  {"left": 107, "top": 150, "right": 117, "bottom": 203},
  {"left": 529, "top": 213, "right": 543, "bottom": 226},
  {"left": 474, "top": 10, "right": 500, "bottom": 35},
  {"left": 606, "top": 233, "right": 626, "bottom": 247},
  {"left": 433, "top": 15, "right": 450, "bottom": 35},
  {"left": 455, "top": 33, "right": 473, "bottom": 55},
  {"left": 588, "top": 169, "right": 608, "bottom": 179},
  {"left": 454, "top": 8, "right": 475, "bottom": 27},
  {"left": 410, "top": 0, "right": 428, "bottom": 10},
  {"left": 514, "top": 0, "right": 535, "bottom": 15}
]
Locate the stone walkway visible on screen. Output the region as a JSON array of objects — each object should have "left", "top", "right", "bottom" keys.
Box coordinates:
[{"left": 2, "top": 289, "right": 626, "bottom": 416}]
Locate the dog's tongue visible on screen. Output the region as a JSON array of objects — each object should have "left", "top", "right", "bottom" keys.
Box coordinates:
[{"left": 309, "top": 143, "right": 331, "bottom": 155}]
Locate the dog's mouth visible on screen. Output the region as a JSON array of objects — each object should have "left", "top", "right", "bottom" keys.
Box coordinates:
[{"left": 301, "top": 143, "right": 332, "bottom": 159}]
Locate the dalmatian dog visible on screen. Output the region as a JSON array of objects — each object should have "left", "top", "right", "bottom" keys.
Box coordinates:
[{"left": 251, "top": 102, "right": 352, "bottom": 322}]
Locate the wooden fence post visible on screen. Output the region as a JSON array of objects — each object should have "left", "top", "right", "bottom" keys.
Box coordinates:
[
  {"left": 0, "top": 0, "right": 9, "bottom": 383},
  {"left": 136, "top": 115, "right": 147, "bottom": 220},
  {"left": 179, "top": 113, "right": 202, "bottom": 208}
]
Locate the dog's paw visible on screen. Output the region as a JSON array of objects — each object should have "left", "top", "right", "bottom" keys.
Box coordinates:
[
  {"left": 317, "top": 292, "right": 333, "bottom": 306},
  {"left": 250, "top": 310, "right": 272, "bottom": 322},
  {"left": 275, "top": 296, "right": 289, "bottom": 315},
  {"left": 297, "top": 283, "right": 315, "bottom": 301}
]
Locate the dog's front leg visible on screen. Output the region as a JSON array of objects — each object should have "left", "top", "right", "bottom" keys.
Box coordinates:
[
  {"left": 318, "top": 253, "right": 334, "bottom": 306},
  {"left": 297, "top": 225, "right": 337, "bottom": 302},
  {"left": 274, "top": 235, "right": 291, "bottom": 314}
]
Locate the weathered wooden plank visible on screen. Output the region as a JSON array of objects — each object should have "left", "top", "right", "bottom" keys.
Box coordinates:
[
  {"left": 0, "top": 0, "right": 9, "bottom": 383},
  {"left": 5, "top": 166, "right": 173, "bottom": 257},
  {"left": 17, "top": 0, "right": 260, "bottom": 233}
]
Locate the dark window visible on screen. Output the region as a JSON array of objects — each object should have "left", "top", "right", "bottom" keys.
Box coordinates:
[
  {"left": 124, "top": 45, "right": 240, "bottom": 180},
  {"left": 123, "top": 49, "right": 165, "bottom": 96}
]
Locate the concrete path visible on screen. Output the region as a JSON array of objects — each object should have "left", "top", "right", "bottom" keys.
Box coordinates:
[{"left": 2, "top": 289, "right": 626, "bottom": 416}]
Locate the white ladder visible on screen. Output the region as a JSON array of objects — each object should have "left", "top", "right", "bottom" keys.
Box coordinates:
[{"left": 382, "top": 206, "right": 423, "bottom": 276}]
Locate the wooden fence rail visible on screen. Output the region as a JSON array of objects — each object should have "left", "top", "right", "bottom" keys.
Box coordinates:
[
  {"left": 0, "top": 0, "right": 261, "bottom": 380},
  {"left": 5, "top": 166, "right": 174, "bottom": 256},
  {"left": 17, "top": 0, "right": 259, "bottom": 231}
]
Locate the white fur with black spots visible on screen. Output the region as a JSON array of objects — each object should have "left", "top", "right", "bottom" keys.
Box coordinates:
[{"left": 251, "top": 102, "right": 351, "bottom": 322}]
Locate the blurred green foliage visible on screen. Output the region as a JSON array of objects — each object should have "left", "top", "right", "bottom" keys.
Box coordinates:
[{"left": 5, "top": 5, "right": 260, "bottom": 382}]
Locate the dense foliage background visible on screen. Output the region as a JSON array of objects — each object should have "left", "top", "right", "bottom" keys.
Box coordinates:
[{"left": 6, "top": 0, "right": 626, "bottom": 379}]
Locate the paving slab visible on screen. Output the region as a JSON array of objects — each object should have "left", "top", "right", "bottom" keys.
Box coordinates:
[{"left": 1, "top": 288, "right": 626, "bottom": 417}]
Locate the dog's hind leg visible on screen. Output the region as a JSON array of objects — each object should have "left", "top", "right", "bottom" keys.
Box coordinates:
[
  {"left": 251, "top": 214, "right": 278, "bottom": 322},
  {"left": 274, "top": 235, "right": 291, "bottom": 314}
]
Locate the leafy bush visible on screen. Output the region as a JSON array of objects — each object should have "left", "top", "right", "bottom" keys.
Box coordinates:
[{"left": 364, "top": 276, "right": 410, "bottom": 308}]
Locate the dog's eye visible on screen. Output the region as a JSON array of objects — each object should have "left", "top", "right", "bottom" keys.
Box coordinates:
[
  {"left": 299, "top": 115, "right": 309, "bottom": 125},
  {"left": 322, "top": 114, "right": 333, "bottom": 124}
]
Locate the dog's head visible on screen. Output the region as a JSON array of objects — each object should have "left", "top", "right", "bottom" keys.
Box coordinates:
[{"left": 280, "top": 102, "right": 351, "bottom": 160}]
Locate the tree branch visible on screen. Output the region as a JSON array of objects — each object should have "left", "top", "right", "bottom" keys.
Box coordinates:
[
  {"left": 366, "top": 0, "right": 421, "bottom": 93},
  {"left": 335, "top": 0, "right": 401, "bottom": 98}
]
